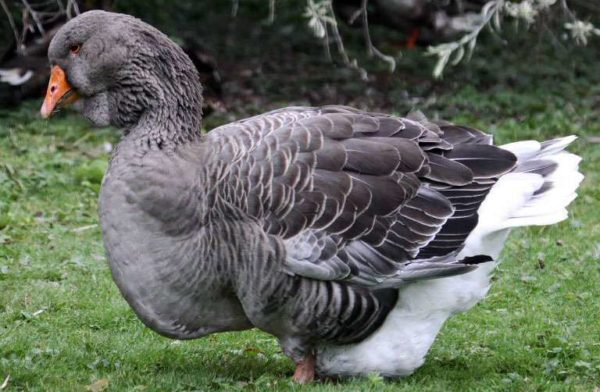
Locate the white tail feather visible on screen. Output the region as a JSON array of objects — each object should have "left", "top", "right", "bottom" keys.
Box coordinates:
[
  {"left": 499, "top": 137, "right": 583, "bottom": 229},
  {"left": 500, "top": 140, "right": 541, "bottom": 162}
]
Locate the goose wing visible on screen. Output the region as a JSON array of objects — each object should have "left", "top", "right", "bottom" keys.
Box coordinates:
[{"left": 206, "top": 106, "right": 516, "bottom": 287}]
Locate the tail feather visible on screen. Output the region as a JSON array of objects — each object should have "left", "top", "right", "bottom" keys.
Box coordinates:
[
  {"left": 499, "top": 136, "right": 583, "bottom": 229},
  {"left": 378, "top": 252, "right": 493, "bottom": 288},
  {"left": 538, "top": 135, "right": 578, "bottom": 157},
  {"left": 459, "top": 135, "right": 582, "bottom": 259},
  {"left": 501, "top": 135, "right": 578, "bottom": 162}
]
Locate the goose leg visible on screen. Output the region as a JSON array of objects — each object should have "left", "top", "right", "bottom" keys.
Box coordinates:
[
  {"left": 293, "top": 352, "right": 316, "bottom": 384},
  {"left": 279, "top": 336, "right": 316, "bottom": 383}
]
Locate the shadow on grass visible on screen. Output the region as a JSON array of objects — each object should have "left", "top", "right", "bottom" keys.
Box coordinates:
[{"left": 138, "top": 339, "right": 516, "bottom": 385}]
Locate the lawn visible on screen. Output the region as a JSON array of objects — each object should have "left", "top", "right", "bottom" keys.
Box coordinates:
[{"left": 1, "top": 10, "right": 599, "bottom": 391}]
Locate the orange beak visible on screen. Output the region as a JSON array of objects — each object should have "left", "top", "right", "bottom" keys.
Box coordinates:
[{"left": 40, "top": 65, "right": 79, "bottom": 118}]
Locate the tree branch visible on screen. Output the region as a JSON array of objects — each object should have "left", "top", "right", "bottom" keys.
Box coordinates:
[
  {"left": 0, "top": 0, "right": 21, "bottom": 49},
  {"left": 360, "top": 0, "right": 396, "bottom": 72},
  {"left": 21, "top": 0, "right": 46, "bottom": 34}
]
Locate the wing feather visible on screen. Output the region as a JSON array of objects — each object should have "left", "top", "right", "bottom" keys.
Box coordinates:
[{"left": 208, "top": 106, "right": 514, "bottom": 286}]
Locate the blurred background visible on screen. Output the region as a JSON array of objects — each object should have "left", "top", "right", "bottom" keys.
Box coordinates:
[{"left": 1, "top": 0, "right": 599, "bottom": 129}]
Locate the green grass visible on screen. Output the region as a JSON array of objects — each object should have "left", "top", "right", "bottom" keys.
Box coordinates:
[{"left": 1, "top": 26, "right": 599, "bottom": 391}]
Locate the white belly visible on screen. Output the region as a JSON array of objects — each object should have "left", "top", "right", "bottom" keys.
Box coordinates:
[{"left": 316, "top": 260, "right": 498, "bottom": 377}]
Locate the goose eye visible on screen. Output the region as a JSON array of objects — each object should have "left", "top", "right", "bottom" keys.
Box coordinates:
[{"left": 70, "top": 44, "right": 81, "bottom": 54}]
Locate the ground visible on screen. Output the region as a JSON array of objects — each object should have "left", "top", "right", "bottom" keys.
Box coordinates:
[{"left": 0, "top": 6, "right": 599, "bottom": 391}]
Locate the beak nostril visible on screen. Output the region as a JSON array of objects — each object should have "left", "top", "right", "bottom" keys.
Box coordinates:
[{"left": 42, "top": 65, "right": 78, "bottom": 118}]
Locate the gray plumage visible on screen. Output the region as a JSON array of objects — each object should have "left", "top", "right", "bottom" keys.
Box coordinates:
[{"left": 47, "top": 11, "right": 521, "bottom": 370}]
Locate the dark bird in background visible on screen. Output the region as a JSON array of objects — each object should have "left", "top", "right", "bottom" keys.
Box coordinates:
[{"left": 333, "top": 0, "right": 489, "bottom": 47}]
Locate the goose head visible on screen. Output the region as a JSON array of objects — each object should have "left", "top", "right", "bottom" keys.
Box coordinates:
[{"left": 42, "top": 11, "right": 203, "bottom": 143}]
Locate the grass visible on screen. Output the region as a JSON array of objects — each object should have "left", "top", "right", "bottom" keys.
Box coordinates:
[{"left": 1, "top": 12, "right": 600, "bottom": 391}]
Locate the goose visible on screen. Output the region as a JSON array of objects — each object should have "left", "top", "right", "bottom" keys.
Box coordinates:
[{"left": 40, "top": 10, "right": 583, "bottom": 383}]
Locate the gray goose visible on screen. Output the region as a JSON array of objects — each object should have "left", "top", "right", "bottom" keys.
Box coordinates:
[{"left": 41, "top": 11, "right": 583, "bottom": 382}]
